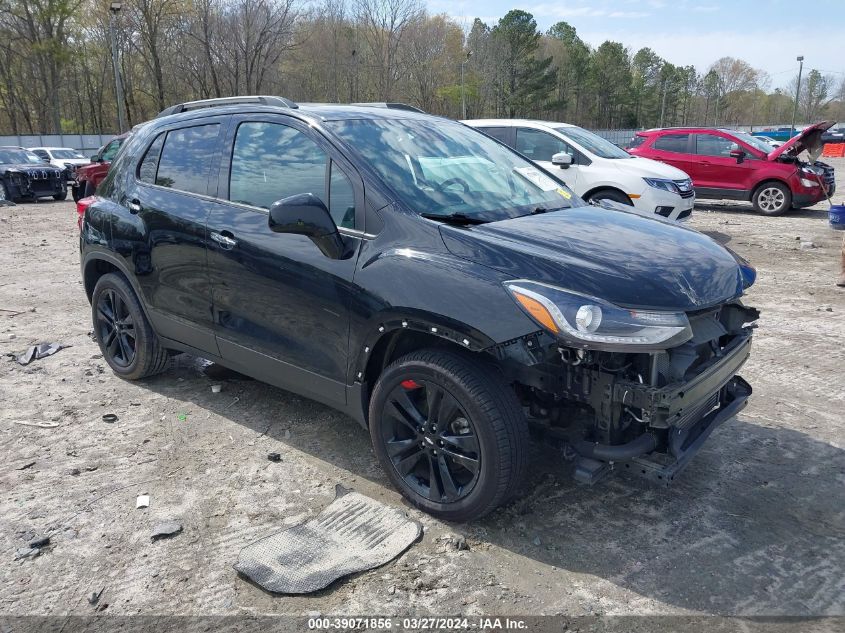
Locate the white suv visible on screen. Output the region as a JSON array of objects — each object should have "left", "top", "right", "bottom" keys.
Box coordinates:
[{"left": 463, "top": 119, "right": 695, "bottom": 221}]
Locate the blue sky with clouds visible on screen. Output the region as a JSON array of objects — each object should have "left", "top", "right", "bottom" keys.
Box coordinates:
[{"left": 424, "top": 0, "right": 845, "bottom": 89}]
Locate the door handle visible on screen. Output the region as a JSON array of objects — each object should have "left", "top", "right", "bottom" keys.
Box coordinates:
[
  {"left": 127, "top": 198, "right": 142, "bottom": 214},
  {"left": 210, "top": 231, "right": 237, "bottom": 249}
]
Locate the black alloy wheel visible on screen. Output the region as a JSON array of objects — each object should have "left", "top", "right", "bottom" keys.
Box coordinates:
[
  {"left": 91, "top": 273, "right": 170, "bottom": 380},
  {"left": 96, "top": 287, "right": 136, "bottom": 368},
  {"left": 369, "top": 349, "right": 528, "bottom": 522},
  {"left": 381, "top": 378, "right": 481, "bottom": 504}
]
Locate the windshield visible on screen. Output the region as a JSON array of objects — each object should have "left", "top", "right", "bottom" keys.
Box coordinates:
[
  {"left": 555, "top": 126, "right": 632, "bottom": 159},
  {"left": 731, "top": 132, "right": 775, "bottom": 155},
  {"left": 50, "top": 149, "right": 84, "bottom": 159},
  {"left": 329, "top": 118, "right": 582, "bottom": 221},
  {"left": 0, "top": 149, "right": 38, "bottom": 165}
]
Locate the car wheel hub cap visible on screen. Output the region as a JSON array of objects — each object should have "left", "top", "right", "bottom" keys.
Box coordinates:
[
  {"left": 760, "top": 188, "right": 785, "bottom": 211},
  {"left": 382, "top": 381, "right": 480, "bottom": 504}
]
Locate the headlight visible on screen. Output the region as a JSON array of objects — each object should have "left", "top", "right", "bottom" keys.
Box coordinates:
[
  {"left": 800, "top": 178, "right": 819, "bottom": 188},
  {"left": 505, "top": 280, "right": 692, "bottom": 351},
  {"left": 643, "top": 177, "right": 680, "bottom": 194}
]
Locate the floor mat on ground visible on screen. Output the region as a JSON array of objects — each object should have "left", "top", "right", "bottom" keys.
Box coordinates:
[{"left": 234, "top": 485, "right": 422, "bottom": 593}]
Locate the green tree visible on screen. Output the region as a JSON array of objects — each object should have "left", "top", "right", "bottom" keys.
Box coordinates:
[
  {"left": 544, "top": 21, "right": 589, "bottom": 121},
  {"left": 588, "top": 41, "right": 632, "bottom": 127},
  {"left": 491, "top": 10, "right": 555, "bottom": 117}
]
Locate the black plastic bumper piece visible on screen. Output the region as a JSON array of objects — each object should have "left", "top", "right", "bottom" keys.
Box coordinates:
[{"left": 626, "top": 375, "right": 752, "bottom": 484}]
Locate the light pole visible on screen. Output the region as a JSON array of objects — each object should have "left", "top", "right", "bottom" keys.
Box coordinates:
[
  {"left": 790, "top": 55, "right": 804, "bottom": 136},
  {"left": 109, "top": 2, "right": 127, "bottom": 132},
  {"left": 460, "top": 51, "right": 472, "bottom": 119}
]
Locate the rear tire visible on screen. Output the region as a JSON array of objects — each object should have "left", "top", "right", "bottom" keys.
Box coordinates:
[
  {"left": 752, "top": 181, "right": 791, "bottom": 216},
  {"left": 91, "top": 273, "right": 169, "bottom": 380},
  {"left": 369, "top": 349, "right": 528, "bottom": 522},
  {"left": 587, "top": 189, "right": 633, "bottom": 206}
]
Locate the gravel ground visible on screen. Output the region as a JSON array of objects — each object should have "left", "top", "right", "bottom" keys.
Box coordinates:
[{"left": 1, "top": 158, "right": 843, "bottom": 619}]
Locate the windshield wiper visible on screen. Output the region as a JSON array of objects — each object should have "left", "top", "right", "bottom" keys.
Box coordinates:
[
  {"left": 513, "top": 205, "right": 567, "bottom": 218},
  {"left": 420, "top": 212, "right": 488, "bottom": 225}
]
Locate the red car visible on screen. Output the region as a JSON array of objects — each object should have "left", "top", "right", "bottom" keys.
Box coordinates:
[
  {"left": 72, "top": 133, "right": 129, "bottom": 202},
  {"left": 629, "top": 122, "right": 835, "bottom": 215}
]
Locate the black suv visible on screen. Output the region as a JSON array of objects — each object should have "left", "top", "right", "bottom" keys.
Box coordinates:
[
  {"left": 79, "top": 96, "right": 759, "bottom": 521},
  {"left": 0, "top": 147, "right": 66, "bottom": 202}
]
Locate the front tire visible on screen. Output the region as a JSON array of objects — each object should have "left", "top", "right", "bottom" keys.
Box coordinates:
[
  {"left": 53, "top": 186, "right": 67, "bottom": 201},
  {"left": 752, "top": 181, "right": 791, "bottom": 215},
  {"left": 369, "top": 349, "right": 528, "bottom": 522},
  {"left": 91, "top": 273, "right": 169, "bottom": 380}
]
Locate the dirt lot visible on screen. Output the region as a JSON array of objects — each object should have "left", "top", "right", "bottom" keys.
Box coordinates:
[{"left": 1, "top": 159, "right": 844, "bottom": 619}]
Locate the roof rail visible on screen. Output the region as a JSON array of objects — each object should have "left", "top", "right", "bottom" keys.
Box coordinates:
[
  {"left": 157, "top": 95, "right": 298, "bottom": 118},
  {"left": 350, "top": 102, "right": 425, "bottom": 113}
]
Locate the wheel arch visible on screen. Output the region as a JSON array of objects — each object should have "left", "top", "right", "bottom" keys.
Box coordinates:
[
  {"left": 82, "top": 252, "right": 150, "bottom": 323},
  {"left": 352, "top": 312, "right": 503, "bottom": 427},
  {"left": 750, "top": 177, "right": 791, "bottom": 199},
  {"left": 582, "top": 185, "right": 632, "bottom": 203}
]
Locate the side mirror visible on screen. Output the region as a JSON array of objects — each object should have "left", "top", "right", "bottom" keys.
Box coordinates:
[
  {"left": 551, "top": 152, "right": 573, "bottom": 169},
  {"left": 90, "top": 155, "right": 100, "bottom": 163},
  {"left": 268, "top": 193, "right": 347, "bottom": 259},
  {"left": 729, "top": 148, "right": 745, "bottom": 163}
]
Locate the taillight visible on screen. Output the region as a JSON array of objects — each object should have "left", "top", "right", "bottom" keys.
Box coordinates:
[{"left": 76, "top": 196, "right": 96, "bottom": 231}]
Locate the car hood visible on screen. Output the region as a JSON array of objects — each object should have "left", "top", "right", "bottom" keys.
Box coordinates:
[
  {"left": 59, "top": 158, "right": 90, "bottom": 166},
  {"left": 611, "top": 156, "right": 690, "bottom": 180},
  {"left": 768, "top": 121, "right": 835, "bottom": 160},
  {"left": 439, "top": 207, "right": 746, "bottom": 311},
  {"left": 0, "top": 163, "right": 63, "bottom": 174}
]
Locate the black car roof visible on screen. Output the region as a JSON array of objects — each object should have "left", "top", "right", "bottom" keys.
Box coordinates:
[{"left": 152, "top": 96, "right": 437, "bottom": 128}]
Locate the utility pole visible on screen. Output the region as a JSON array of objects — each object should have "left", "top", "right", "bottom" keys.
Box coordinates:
[
  {"left": 790, "top": 55, "right": 804, "bottom": 136},
  {"left": 109, "top": 2, "right": 127, "bottom": 132},
  {"left": 461, "top": 51, "right": 472, "bottom": 119}
]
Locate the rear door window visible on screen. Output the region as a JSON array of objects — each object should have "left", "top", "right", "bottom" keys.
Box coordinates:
[
  {"left": 155, "top": 124, "right": 220, "bottom": 195},
  {"left": 652, "top": 133, "right": 690, "bottom": 153}
]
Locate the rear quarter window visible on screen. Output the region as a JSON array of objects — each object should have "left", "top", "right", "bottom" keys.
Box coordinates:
[{"left": 628, "top": 136, "right": 646, "bottom": 149}]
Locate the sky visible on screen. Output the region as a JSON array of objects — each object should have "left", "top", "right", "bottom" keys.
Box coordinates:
[{"left": 424, "top": 0, "right": 845, "bottom": 90}]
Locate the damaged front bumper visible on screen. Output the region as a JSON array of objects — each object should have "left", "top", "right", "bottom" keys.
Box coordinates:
[
  {"left": 618, "top": 375, "right": 750, "bottom": 483},
  {"left": 574, "top": 332, "right": 753, "bottom": 484}
]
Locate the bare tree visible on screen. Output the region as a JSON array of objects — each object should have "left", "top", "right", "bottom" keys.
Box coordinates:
[{"left": 354, "top": 0, "right": 422, "bottom": 100}]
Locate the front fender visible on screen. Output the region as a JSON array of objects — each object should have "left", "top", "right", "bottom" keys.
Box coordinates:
[{"left": 347, "top": 245, "right": 541, "bottom": 384}]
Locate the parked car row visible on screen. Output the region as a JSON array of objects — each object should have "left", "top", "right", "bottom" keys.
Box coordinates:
[
  {"left": 0, "top": 135, "right": 132, "bottom": 203},
  {"left": 78, "top": 96, "right": 760, "bottom": 521}
]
